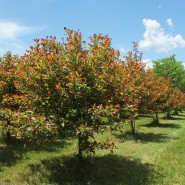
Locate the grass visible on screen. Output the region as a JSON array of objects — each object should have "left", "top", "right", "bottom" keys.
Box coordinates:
[{"left": 0, "top": 112, "right": 185, "bottom": 184}]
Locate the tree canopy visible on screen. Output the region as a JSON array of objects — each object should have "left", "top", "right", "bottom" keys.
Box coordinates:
[
  {"left": 153, "top": 55, "right": 185, "bottom": 92},
  {"left": 0, "top": 29, "right": 185, "bottom": 160}
]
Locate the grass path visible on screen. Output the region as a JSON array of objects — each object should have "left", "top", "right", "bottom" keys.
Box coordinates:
[{"left": 0, "top": 112, "right": 185, "bottom": 185}]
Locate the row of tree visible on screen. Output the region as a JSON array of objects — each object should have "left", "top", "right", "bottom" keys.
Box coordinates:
[{"left": 0, "top": 28, "right": 185, "bottom": 159}]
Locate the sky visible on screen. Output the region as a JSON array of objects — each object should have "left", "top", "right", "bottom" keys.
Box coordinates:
[{"left": 0, "top": 0, "right": 185, "bottom": 67}]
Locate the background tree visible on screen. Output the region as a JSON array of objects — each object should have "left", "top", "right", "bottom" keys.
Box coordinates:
[
  {"left": 153, "top": 55, "right": 185, "bottom": 92},
  {"left": 166, "top": 88, "right": 185, "bottom": 117},
  {"left": 119, "top": 43, "right": 147, "bottom": 134},
  {"left": 138, "top": 71, "right": 172, "bottom": 125}
]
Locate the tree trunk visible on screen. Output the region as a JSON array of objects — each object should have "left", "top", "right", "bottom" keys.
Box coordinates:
[
  {"left": 155, "top": 112, "right": 159, "bottom": 126},
  {"left": 130, "top": 119, "right": 136, "bottom": 135},
  {"left": 6, "top": 120, "right": 11, "bottom": 143},
  {"left": 174, "top": 110, "right": 178, "bottom": 115},
  {"left": 78, "top": 134, "right": 83, "bottom": 162},
  {"left": 167, "top": 110, "right": 171, "bottom": 118}
]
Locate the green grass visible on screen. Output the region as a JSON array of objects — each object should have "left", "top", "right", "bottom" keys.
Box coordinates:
[{"left": 0, "top": 112, "right": 185, "bottom": 184}]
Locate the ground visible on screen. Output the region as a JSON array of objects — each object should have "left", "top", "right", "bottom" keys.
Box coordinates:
[{"left": 0, "top": 112, "right": 185, "bottom": 185}]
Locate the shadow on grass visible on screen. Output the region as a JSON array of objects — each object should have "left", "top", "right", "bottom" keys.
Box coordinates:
[
  {"left": 24, "top": 154, "right": 160, "bottom": 185},
  {"left": 178, "top": 113, "right": 185, "bottom": 117},
  {"left": 140, "top": 122, "right": 182, "bottom": 129},
  {"left": 0, "top": 141, "right": 25, "bottom": 170},
  {"left": 135, "top": 114, "right": 154, "bottom": 119},
  {"left": 0, "top": 139, "right": 69, "bottom": 171},
  {"left": 114, "top": 131, "right": 174, "bottom": 143},
  {"left": 172, "top": 112, "right": 185, "bottom": 115},
  {"left": 163, "top": 116, "right": 185, "bottom": 121}
]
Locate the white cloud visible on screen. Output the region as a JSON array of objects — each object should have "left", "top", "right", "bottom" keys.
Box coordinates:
[
  {"left": 0, "top": 21, "right": 47, "bottom": 41},
  {"left": 139, "top": 18, "right": 185, "bottom": 53},
  {"left": 166, "top": 18, "right": 173, "bottom": 27},
  {"left": 143, "top": 58, "right": 153, "bottom": 68},
  {"left": 182, "top": 62, "right": 185, "bottom": 68},
  {"left": 0, "top": 21, "right": 47, "bottom": 56},
  {"left": 158, "top": 5, "right": 162, "bottom": 9},
  {"left": 0, "top": 42, "right": 24, "bottom": 55},
  {"left": 0, "top": 21, "right": 31, "bottom": 40},
  {"left": 119, "top": 47, "right": 126, "bottom": 53}
]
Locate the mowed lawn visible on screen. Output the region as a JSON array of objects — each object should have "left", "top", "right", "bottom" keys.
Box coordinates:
[{"left": 0, "top": 112, "right": 185, "bottom": 185}]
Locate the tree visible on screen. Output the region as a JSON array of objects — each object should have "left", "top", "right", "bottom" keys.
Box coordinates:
[
  {"left": 0, "top": 52, "right": 56, "bottom": 143},
  {"left": 119, "top": 43, "right": 147, "bottom": 134},
  {"left": 0, "top": 52, "right": 19, "bottom": 142},
  {"left": 138, "top": 70, "right": 172, "bottom": 125},
  {"left": 14, "top": 29, "right": 122, "bottom": 160},
  {"left": 167, "top": 88, "right": 185, "bottom": 115},
  {"left": 153, "top": 55, "right": 185, "bottom": 92}
]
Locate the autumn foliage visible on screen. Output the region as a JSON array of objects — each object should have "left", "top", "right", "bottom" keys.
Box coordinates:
[{"left": 0, "top": 28, "right": 185, "bottom": 158}]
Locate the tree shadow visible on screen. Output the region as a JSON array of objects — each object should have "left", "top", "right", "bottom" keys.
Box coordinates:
[
  {"left": 135, "top": 114, "right": 153, "bottom": 119},
  {"left": 140, "top": 122, "right": 182, "bottom": 129},
  {"left": 23, "top": 154, "right": 161, "bottom": 185},
  {"left": 114, "top": 131, "right": 174, "bottom": 143},
  {"left": 163, "top": 116, "right": 185, "bottom": 121},
  {"left": 0, "top": 139, "right": 69, "bottom": 171},
  {"left": 0, "top": 142, "right": 25, "bottom": 170},
  {"left": 29, "top": 139, "right": 72, "bottom": 153},
  {"left": 179, "top": 113, "right": 185, "bottom": 117}
]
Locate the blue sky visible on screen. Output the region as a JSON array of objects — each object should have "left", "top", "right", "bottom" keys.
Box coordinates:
[{"left": 1, "top": 0, "right": 185, "bottom": 67}]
